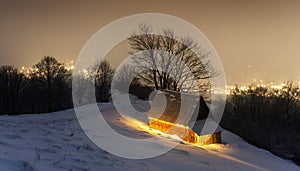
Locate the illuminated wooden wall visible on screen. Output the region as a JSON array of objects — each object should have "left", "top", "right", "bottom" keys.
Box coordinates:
[{"left": 149, "top": 117, "right": 221, "bottom": 145}]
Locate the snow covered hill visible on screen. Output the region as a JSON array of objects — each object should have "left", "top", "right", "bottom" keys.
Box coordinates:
[{"left": 0, "top": 102, "right": 299, "bottom": 171}]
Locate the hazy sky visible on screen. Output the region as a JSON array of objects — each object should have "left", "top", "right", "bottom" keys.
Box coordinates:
[{"left": 0, "top": 0, "right": 299, "bottom": 84}]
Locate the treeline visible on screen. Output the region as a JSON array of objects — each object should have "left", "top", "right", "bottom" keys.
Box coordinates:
[
  {"left": 0, "top": 57, "right": 73, "bottom": 114},
  {"left": 221, "top": 82, "right": 300, "bottom": 165},
  {"left": 0, "top": 56, "right": 116, "bottom": 114}
]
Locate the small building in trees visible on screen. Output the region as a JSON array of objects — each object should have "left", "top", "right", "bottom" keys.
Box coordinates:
[{"left": 147, "top": 90, "right": 222, "bottom": 145}]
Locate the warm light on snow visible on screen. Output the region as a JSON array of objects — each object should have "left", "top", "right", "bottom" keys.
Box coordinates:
[{"left": 122, "top": 116, "right": 183, "bottom": 142}]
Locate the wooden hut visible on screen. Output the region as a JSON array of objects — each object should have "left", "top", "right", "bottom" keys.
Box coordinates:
[{"left": 147, "top": 90, "right": 222, "bottom": 145}]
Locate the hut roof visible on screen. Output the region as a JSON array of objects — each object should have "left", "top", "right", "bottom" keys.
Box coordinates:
[
  {"left": 192, "top": 119, "right": 223, "bottom": 135},
  {"left": 147, "top": 90, "right": 210, "bottom": 126}
]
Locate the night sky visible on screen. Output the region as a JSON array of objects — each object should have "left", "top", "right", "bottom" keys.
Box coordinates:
[{"left": 0, "top": 0, "right": 299, "bottom": 84}]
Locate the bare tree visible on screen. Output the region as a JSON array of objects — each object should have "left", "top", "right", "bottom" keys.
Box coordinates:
[
  {"left": 92, "top": 60, "right": 114, "bottom": 102},
  {"left": 128, "top": 24, "right": 216, "bottom": 92},
  {"left": 0, "top": 66, "right": 24, "bottom": 114},
  {"left": 279, "top": 81, "right": 299, "bottom": 122},
  {"left": 32, "top": 56, "right": 71, "bottom": 112}
]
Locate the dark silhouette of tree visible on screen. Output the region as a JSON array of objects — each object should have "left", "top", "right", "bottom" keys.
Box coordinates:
[
  {"left": 0, "top": 66, "right": 24, "bottom": 114},
  {"left": 222, "top": 82, "right": 300, "bottom": 165},
  {"left": 128, "top": 24, "right": 216, "bottom": 92},
  {"left": 279, "top": 81, "right": 299, "bottom": 122},
  {"left": 31, "top": 56, "right": 71, "bottom": 112},
  {"left": 92, "top": 60, "right": 114, "bottom": 102},
  {"left": 23, "top": 74, "right": 44, "bottom": 113},
  {"left": 0, "top": 57, "right": 72, "bottom": 114}
]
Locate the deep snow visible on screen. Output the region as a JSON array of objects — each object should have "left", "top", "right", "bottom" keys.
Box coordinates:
[{"left": 0, "top": 100, "right": 299, "bottom": 171}]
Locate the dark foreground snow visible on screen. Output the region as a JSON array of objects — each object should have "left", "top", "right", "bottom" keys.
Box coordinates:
[{"left": 0, "top": 102, "right": 299, "bottom": 171}]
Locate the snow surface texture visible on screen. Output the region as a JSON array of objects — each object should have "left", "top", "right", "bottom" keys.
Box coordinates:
[{"left": 0, "top": 99, "right": 299, "bottom": 170}]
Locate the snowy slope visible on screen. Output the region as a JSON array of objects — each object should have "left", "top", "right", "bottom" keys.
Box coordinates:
[{"left": 0, "top": 102, "right": 299, "bottom": 171}]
